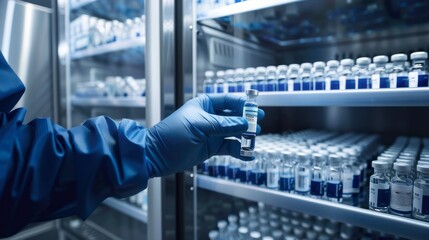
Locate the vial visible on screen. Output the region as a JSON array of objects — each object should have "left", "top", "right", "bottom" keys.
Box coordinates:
[
  {"left": 372, "top": 55, "right": 389, "bottom": 89},
  {"left": 225, "top": 69, "right": 235, "bottom": 93},
  {"left": 326, "top": 154, "right": 343, "bottom": 202},
  {"left": 215, "top": 70, "right": 225, "bottom": 93},
  {"left": 339, "top": 152, "right": 354, "bottom": 198},
  {"left": 390, "top": 53, "right": 409, "bottom": 88},
  {"left": 208, "top": 230, "right": 219, "bottom": 240},
  {"left": 313, "top": 61, "right": 326, "bottom": 90},
  {"left": 217, "top": 220, "right": 228, "bottom": 239},
  {"left": 300, "top": 63, "right": 313, "bottom": 91},
  {"left": 369, "top": 161, "right": 391, "bottom": 213},
  {"left": 250, "top": 231, "right": 262, "bottom": 240},
  {"left": 240, "top": 89, "right": 259, "bottom": 158},
  {"left": 277, "top": 65, "right": 288, "bottom": 91},
  {"left": 234, "top": 68, "right": 245, "bottom": 92},
  {"left": 266, "top": 151, "right": 280, "bottom": 189},
  {"left": 227, "top": 157, "right": 240, "bottom": 181},
  {"left": 390, "top": 162, "right": 413, "bottom": 217},
  {"left": 409, "top": 51, "right": 428, "bottom": 88},
  {"left": 295, "top": 151, "right": 311, "bottom": 195},
  {"left": 226, "top": 224, "right": 239, "bottom": 239},
  {"left": 244, "top": 67, "right": 256, "bottom": 91},
  {"left": 265, "top": 66, "right": 278, "bottom": 91},
  {"left": 288, "top": 64, "right": 300, "bottom": 91},
  {"left": 249, "top": 154, "right": 266, "bottom": 186},
  {"left": 326, "top": 60, "right": 339, "bottom": 90},
  {"left": 216, "top": 156, "right": 228, "bottom": 179},
  {"left": 254, "top": 67, "right": 266, "bottom": 91},
  {"left": 310, "top": 153, "right": 326, "bottom": 199},
  {"left": 238, "top": 226, "right": 249, "bottom": 239},
  {"left": 413, "top": 164, "right": 429, "bottom": 221},
  {"left": 239, "top": 160, "right": 252, "bottom": 184},
  {"left": 279, "top": 150, "right": 295, "bottom": 192},
  {"left": 356, "top": 57, "right": 371, "bottom": 89},
  {"left": 340, "top": 59, "right": 355, "bottom": 90},
  {"left": 203, "top": 71, "right": 215, "bottom": 93},
  {"left": 208, "top": 156, "right": 218, "bottom": 177}
]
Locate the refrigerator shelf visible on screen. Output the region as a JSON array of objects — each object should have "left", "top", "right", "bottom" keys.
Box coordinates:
[
  {"left": 71, "top": 95, "right": 146, "bottom": 108},
  {"left": 103, "top": 198, "right": 147, "bottom": 224},
  {"left": 71, "top": 38, "right": 145, "bottom": 60},
  {"left": 70, "top": 0, "right": 97, "bottom": 10},
  {"left": 197, "top": 174, "right": 429, "bottom": 239},
  {"left": 197, "top": 0, "right": 302, "bottom": 21},
  {"left": 225, "top": 88, "right": 429, "bottom": 107}
]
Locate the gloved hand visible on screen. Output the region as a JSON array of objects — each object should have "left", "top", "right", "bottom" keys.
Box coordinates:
[{"left": 145, "top": 94, "right": 265, "bottom": 177}]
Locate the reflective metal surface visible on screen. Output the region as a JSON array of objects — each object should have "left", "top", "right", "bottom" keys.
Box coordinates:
[{"left": 0, "top": 0, "right": 54, "bottom": 122}]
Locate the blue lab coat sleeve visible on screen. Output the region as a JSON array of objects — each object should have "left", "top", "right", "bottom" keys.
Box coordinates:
[{"left": 0, "top": 52, "right": 151, "bottom": 237}]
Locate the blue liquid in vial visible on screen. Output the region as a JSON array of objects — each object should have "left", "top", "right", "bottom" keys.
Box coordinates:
[
  {"left": 315, "top": 81, "right": 325, "bottom": 90},
  {"left": 204, "top": 85, "right": 214, "bottom": 93},
  {"left": 257, "top": 82, "right": 265, "bottom": 92},
  {"left": 302, "top": 82, "right": 313, "bottom": 91},
  {"left": 228, "top": 85, "right": 236, "bottom": 93},
  {"left": 353, "top": 175, "right": 360, "bottom": 190},
  {"left": 218, "top": 165, "right": 227, "bottom": 178},
  {"left": 358, "top": 78, "right": 371, "bottom": 89},
  {"left": 380, "top": 77, "right": 390, "bottom": 88},
  {"left": 397, "top": 76, "right": 409, "bottom": 88},
  {"left": 327, "top": 180, "right": 343, "bottom": 199},
  {"left": 217, "top": 85, "right": 224, "bottom": 93},
  {"left": 265, "top": 82, "right": 276, "bottom": 92},
  {"left": 250, "top": 83, "right": 258, "bottom": 90},
  {"left": 331, "top": 80, "right": 340, "bottom": 90},
  {"left": 208, "top": 165, "right": 217, "bottom": 177},
  {"left": 418, "top": 74, "right": 429, "bottom": 87},
  {"left": 279, "top": 175, "right": 295, "bottom": 191},
  {"left": 377, "top": 188, "right": 390, "bottom": 208},
  {"left": 278, "top": 80, "right": 287, "bottom": 91},
  {"left": 345, "top": 79, "right": 355, "bottom": 89},
  {"left": 311, "top": 179, "right": 325, "bottom": 196},
  {"left": 227, "top": 166, "right": 239, "bottom": 180},
  {"left": 293, "top": 82, "right": 301, "bottom": 91},
  {"left": 238, "top": 169, "right": 250, "bottom": 183},
  {"left": 236, "top": 83, "right": 244, "bottom": 92},
  {"left": 250, "top": 171, "right": 266, "bottom": 186}
]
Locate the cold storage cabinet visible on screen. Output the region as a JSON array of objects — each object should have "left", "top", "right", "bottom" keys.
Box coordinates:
[{"left": 188, "top": 0, "right": 429, "bottom": 239}]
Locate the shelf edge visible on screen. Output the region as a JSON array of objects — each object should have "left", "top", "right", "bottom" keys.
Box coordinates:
[{"left": 103, "top": 198, "right": 147, "bottom": 223}]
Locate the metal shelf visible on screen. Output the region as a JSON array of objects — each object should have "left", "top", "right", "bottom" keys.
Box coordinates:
[
  {"left": 71, "top": 38, "right": 145, "bottom": 60},
  {"left": 227, "top": 88, "right": 429, "bottom": 107},
  {"left": 71, "top": 96, "right": 146, "bottom": 108},
  {"left": 197, "top": 0, "right": 303, "bottom": 21},
  {"left": 70, "top": 0, "right": 97, "bottom": 10},
  {"left": 197, "top": 174, "right": 429, "bottom": 239},
  {"left": 103, "top": 198, "right": 147, "bottom": 223}
]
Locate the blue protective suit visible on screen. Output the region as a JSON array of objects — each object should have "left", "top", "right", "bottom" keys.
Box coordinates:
[{"left": 0, "top": 51, "right": 264, "bottom": 237}]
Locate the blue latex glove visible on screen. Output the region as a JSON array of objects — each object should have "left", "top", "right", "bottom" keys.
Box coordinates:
[{"left": 145, "top": 94, "right": 265, "bottom": 177}]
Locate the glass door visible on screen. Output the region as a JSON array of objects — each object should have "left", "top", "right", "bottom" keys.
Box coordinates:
[{"left": 192, "top": 1, "right": 429, "bottom": 239}]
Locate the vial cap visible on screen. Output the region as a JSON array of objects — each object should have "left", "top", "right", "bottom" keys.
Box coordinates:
[
  {"left": 329, "top": 154, "right": 341, "bottom": 164},
  {"left": 277, "top": 65, "right": 288, "bottom": 71},
  {"left": 216, "top": 70, "right": 225, "bottom": 77},
  {"left": 205, "top": 71, "right": 214, "bottom": 78},
  {"left": 373, "top": 55, "right": 388, "bottom": 63},
  {"left": 217, "top": 220, "right": 227, "bottom": 229},
  {"left": 327, "top": 60, "right": 340, "bottom": 67},
  {"left": 225, "top": 69, "right": 235, "bottom": 76},
  {"left": 340, "top": 59, "right": 354, "bottom": 66},
  {"left": 245, "top": 67, "right": 256, "bottom": 74},
  {"left": 312, "top": 153, "right": 324, "bottom": 162},
  {"left": 250, "top": 231, "right": 262, "bottom": 239},
  {"left": 301, "top": 63, "right": 313, "bottom": 69},
  {"left": 371, "top": 160, "right": 390, "bottom": 170},
  {"left": 245, "top": 89, "right": 259, "bottom": 96},
  {"left": 314, "top": 61, "right": 326, "bottom": 68},
  {"left": 235, "top": 68, "right": 244, "bottom": 74},
  {"left": 393, "top": 162, "right": 412, "bottom": 171},
  {"left": 266, "top": 66, "right": 277, "bottom": 72},
  {"left": 289, "top": 64, "right": 300, "bottom": 70},
  {"left": 357, "top": 57, "right": 371, "bottom": 65},
  {"left": 228, "top": 225, "right": 238, "bottom": 231},
  {"left": 391, "top": 53, "right": 407, "bottom": 62},
  {"left": 306, "top": 230, "right": 318, "bottom": 239},
  {"left": 256, "top": 66, "right": 266, "bottom": 73},
  {"left": 248, "top": 206, "right": 257, "bottom": 214},
  {"left": 262, "top": 237, "right": 274, "bottom": 240},
  {"left": 239, "top": 226, "right": 249, "bottom": 234},
  {"left": 208, "top": 230, "right": 219, "bottom": 239},
  {"left": 410, "top": 51, "right": 428, "bottom": 60},
  {"left": 228, "top": 214, "right": 238, "bottom": 223},
  {"left": 417, "top": 164, "right": 429, "bottom": 173},
  {"left": 272, "top": 230, "right": 283, "bottom": 238}
]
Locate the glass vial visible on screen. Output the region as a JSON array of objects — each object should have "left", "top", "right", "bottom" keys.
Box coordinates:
[
  {"left": 372, "top": 55, "right": 389, "bottom": 89},
  {"left": 413, "top": 164, "right": 429, "bottom": 221},
  {"left": 326, "top": 60, "right": 339, "bottom": 90},
  {"left": 390, "top": 162, "right": 413, "bottom": 217},
  {"left": 240, "top": 89, "right": 259, "bottom": 157},
  {"left": 390, "top": 54, "right": 408, "bottom": 88},
  {"left": 369, "top": 161, "right": 391, "bottom": 212},
  {"left": 340, "top": 59, "right": 355, "bottom": 90},
  {"left": 310, "top": 153, "right": 326, "bottom": 198},
  {"left": 254, "top": 67, "right": 266, "bottom": 91},
  {"left": 244, "top": 67, "right": 256, "bottom": 91},
  {"left": 326, "top": 154, "right": 343, "bottom": 202},
  {"left": 409, "top": 51, "right": 429, "bottom": 88},
  {"left": 203, "top": 71, "right": 215, "bottom": 93},
  {"left": 234, "top": 68, "right": 245, "bottom": 93},
  {"left": 279, "top": 151, "right": 295, "bottom": 192},
  {"left": 300, "top": 63, "right": 313, "bottom": 91},
  {"left": 215, "top": 70, "right": 225, "bottom": 93},
  {"left": 225, "top": 69, "right": 235, "bottom": 93},
  {"left": 277, "top": 65, "right": 288, "bottom": 91},
  {"left": 266, "top": 151, "right": 280, "bottom": 189},
  {"left": 295, "top": 151, "right": 311, "bottom": 195},
  {"left": 356, "top": 57, "right": 371, "bottom": 89},
  {"left": 313, "top": 61, "right": 326, "bottom": 91},
  {"left": 265, "top": 66, "right": 278, "bottom": 92},
  {"left": 288, "top": 64, "right": 300, "bottom": 92}
]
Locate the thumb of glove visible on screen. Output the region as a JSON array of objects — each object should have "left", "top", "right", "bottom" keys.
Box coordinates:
[{"left": 202, "top": 114, "right": 248, "bottom": 137}]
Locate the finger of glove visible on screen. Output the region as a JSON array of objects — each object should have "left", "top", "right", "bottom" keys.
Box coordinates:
[
  {"left": 207, "top": 94, "right": 245, "bottom": 115},
  {"left": 203, "top": 113, "right": 248, "bottom": 137},
  {"left": 217, "top": 138, "right": 255, "bottom": 161}
]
